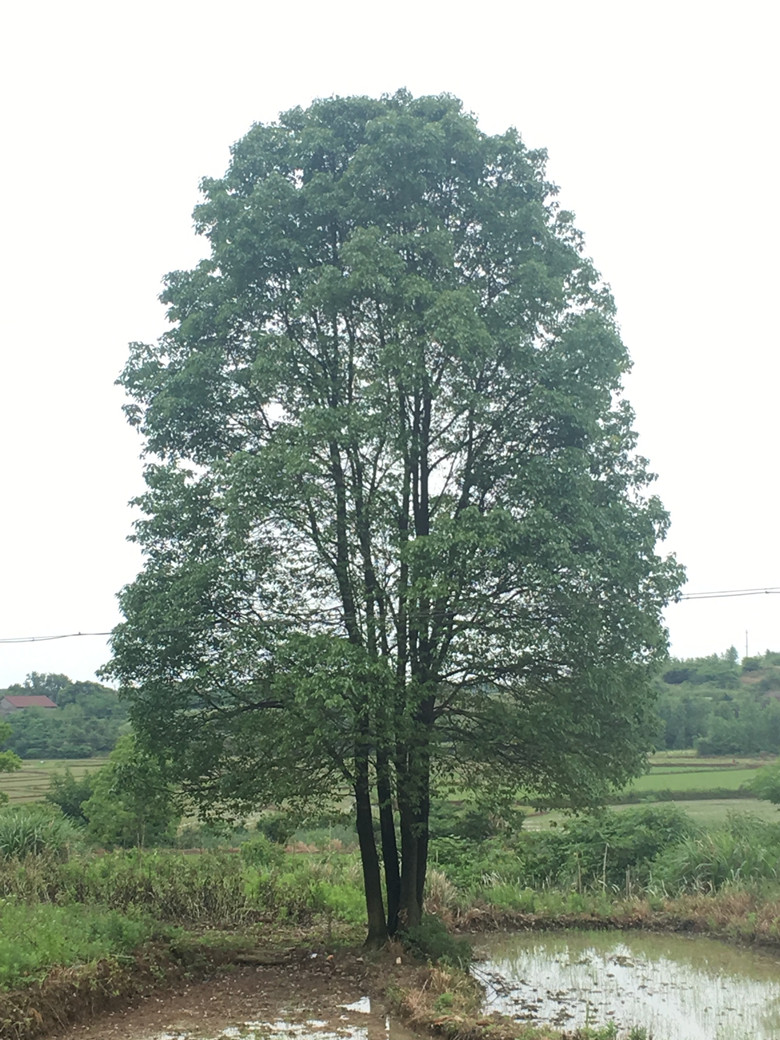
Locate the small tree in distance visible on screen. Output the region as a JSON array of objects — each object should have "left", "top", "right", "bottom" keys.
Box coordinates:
[
  {"left": 106, "top": 91, "right": 683, "bottom": 943},
  {"left": 0, "top": 721, "right": 22, "bottom": 803},
  {"left": 81, "top": 735, "right": 181, "bottom": 848},
  {"left": 748, "top": 761, "right": 780, "bottom": 806}
]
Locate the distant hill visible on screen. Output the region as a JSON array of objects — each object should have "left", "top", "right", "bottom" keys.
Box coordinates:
[
  {"left": 655, "top": 649, "right": 780, "bottom": 754},
  {"left": 0, "top": 673, "right": 127, "bottom": 758}
]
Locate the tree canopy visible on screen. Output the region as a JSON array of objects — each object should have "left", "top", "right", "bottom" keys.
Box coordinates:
[{"left": 107, "top": 91, "right": 683, "bottom": 942}]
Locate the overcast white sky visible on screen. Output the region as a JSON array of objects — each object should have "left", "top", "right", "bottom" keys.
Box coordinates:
[{"left": 1, "top": 0, "right": 777, "bottom": 687}]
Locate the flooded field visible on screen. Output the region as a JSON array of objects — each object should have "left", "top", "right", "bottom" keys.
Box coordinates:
[{"left": 476, "top": 929, "right": 780, "bottom": 1039}]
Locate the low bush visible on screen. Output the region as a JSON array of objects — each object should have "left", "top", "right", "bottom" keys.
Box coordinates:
[
  {"left": 401, "top": 914, "right": 472, "bottom": 967},
  {"left": 56, "top": 849, "right": 255, "bottom": 925},
  {"left": 45, "top": 769, "right": 96, "bottom": 825},
  {"left": 429, "top": 836, "right": 522, "bottom": 889},
  {"left": 255, "top": 811, "right": 297, "bottom": 846},
  {"left": 0, "top": 807, "right": 82, "bottom": 860},
  {"left": 176, "top": 819, "right": 251, "bottom": 849}
]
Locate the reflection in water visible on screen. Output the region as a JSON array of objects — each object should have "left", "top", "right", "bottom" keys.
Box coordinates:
[{"left": 477, "top": 930, "right": 780, "bottom": 1040}]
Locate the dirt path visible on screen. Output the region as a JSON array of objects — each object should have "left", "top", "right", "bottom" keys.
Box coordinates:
[{"left": 50, "top": 949, "right": 412, "bottom": 1040}]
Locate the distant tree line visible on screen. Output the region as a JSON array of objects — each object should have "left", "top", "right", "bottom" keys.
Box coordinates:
[
  {"left": 1, "top": 673, "right": 127, "bottom": 758},
  {"left": 655, "top": 649, "right": 780, "bottom": 754}
]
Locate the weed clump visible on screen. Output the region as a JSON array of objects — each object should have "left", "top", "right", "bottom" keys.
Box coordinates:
[
  {"left": 0, "top": 807, "right": 81, "bottom": 860},
  {"left": 401, "top": 914, "right": 472, "bottom": 968}
]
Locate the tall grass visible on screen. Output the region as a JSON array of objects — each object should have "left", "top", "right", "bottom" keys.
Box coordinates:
[
  {"left": 0, "top": 901, "right": 169, "bottom": 989},
  {"left": 0, "top": 844, "right": 367, "bottom": 928},
  {"left": 0, "top": 808, "right": 82, "bottom": 860},
  {"left": 650, "top": 813, "right": 780, "bottom": 893}
]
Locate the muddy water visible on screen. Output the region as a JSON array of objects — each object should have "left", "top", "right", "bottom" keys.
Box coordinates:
[
  {"left": 152, "top": 1001, "right": 398, "bottom": 1040},
  {"left": 476, "top": 930, "right": 780, "bottom": 1039}
]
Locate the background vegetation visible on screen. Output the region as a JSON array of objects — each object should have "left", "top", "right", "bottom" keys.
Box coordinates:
[
  {"left": 654, "top": 648, "right": 780, "bottom": 754},
  {"left": 0, "top": 673, "right": 126, "bottom": 759}
]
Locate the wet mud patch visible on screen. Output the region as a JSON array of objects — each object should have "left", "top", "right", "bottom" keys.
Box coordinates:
[{"left": 51, "top": 950, "right": 415, "bottom": 1040}]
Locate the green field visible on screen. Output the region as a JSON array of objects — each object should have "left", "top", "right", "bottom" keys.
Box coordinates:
[
  {"left": 0, "top": 758, "right": 107, "bottom": 805},
  {"left": 519, "top": 753, "right": 778, "bottom": 829},
  {"left": 626, "top": 767, "right": 757, "bottom": 793},
  {"left": 524, "top": 797, "right": 780, "bottom": 830}
]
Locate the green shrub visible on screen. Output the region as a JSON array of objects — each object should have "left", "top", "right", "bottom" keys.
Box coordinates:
[
  {"left": 239, "top": 833, "right": 285, "bottom": 869},
  {"left": 82, "top": 736, "right": 181, "bottom": 848},
  {"left": 57, "top": 849, "right": 254, "bottom": 924},
  {"left": 429, "top": 836, "right": 522, "bottom": 889},
  {"left": 0, "top": 807, "right": 82, "bottom": 860},
  {"left": 255, "top": 811, "right": 296, "bottom": 845},
  {"left": 401, "top": 914, "right": 472, "bottom": 968},
  {"left": 45, "top": 769, "right": 96, "bottom": 824},
  {"left": 176, "top": 820, "right": 251, "bottom": 849},
  {"left": 551, "top": 805, "right": 696, "bottom": 890}
]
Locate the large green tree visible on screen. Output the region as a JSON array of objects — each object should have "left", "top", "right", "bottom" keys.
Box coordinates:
[{"left": 107, "top": 91, "right": 683, "bottom": 943}]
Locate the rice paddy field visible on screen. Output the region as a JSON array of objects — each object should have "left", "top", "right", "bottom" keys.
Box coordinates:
[
  {"left": 0, "top": 758, "right": 108, "bottom": 804},
  {"left": 521, "top": 751, "right": 779, "bottom": 829},
  {"left": 1, "top": 751, "right": 778, "bottom": 826}
]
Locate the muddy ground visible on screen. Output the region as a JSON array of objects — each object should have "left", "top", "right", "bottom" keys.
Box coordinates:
[{"left": 49, "top": 948, "right": 415, "bottom": 1040}]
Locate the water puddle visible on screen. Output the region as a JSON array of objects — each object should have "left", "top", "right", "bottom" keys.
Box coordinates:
[
  {"left": 148, "top": 996, "right": 398, "bottom": 1040},
  {"left": 476, "top": 929, "right": 780, "bottom": 1039}
]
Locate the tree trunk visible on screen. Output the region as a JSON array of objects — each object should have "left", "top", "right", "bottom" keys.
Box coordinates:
[
  {"left": 396, "top": 755, "right": 424, "bottom": 929},
  {"left": 354, "top": 748, "right": 387, "bottom": 946},
  {"left": 376, "top": 746, "right": 401, "bottom": 935},
  {"left": 398, "top": 799, "right": 421, "bottom": 927}
]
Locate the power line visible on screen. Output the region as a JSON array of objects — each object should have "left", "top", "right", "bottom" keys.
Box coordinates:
[
  {"left": 1, "top": 586, "right": 778, "bottom": 643},
  {"left": 680, "top": 587, "right": 780, "bottom": 601},
  {"left": 0, "top": 628, "right": 112, "bottom": 644}
]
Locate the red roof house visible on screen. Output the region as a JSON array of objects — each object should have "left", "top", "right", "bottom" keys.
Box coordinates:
[{"left": 0, "top": 695, "right": 58, "bottom": 714}]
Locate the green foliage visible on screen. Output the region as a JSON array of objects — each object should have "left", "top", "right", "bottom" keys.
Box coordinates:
[
  {"left": 746, "top": 760, "right": 780, "bottom": 804},
  {"left": 175, "top": 819, "right": 251, "bottom": 848},
  {"left": 57, "top": 848, "right": 255, "bottom": 924},
  {"left": 434, "top": 807, "right": 695, "bottom": 894},
  {"left": 0, "top": 721, "right": 21, "bottom": 805},
  {"left": 401, "top": 914, "right": 472, "bottom": 967},
  {"left": 650, "top": 813, "right": 780, "bottom": 893},
  {"left": 255, "top": 810, "right": 297, "bottom": 845},
  {"left": 45, "top": 767, "right": 96, "bottom": 823},
  {"left": 81, "top": 735, "right": 181, "bottom": 848},
  {"left": 430, "top": 835, "right": 521, "bottom": 889},
  {"left": 108, "top": 90, "right": 683, "bottom": 939},
  {"left": 545, "top": 806, "right": 696, "bottom": 889},
  {"left": 655, "top": 648, "right": 780, "bottom": 753},
  {"left": 1, "top": 674, "right": 126, "bottom": 759},
  {"left": 0, "top": 806, "right": 81, "bottom": 859},
  {"left": 0, "top": 899, "right": 167, "bottom": 989},
  {"left": 238, "top": 832, "right": 285, "bottom": 869},
  {"left": 6, "top": 673, "right": 72, "bottom": 700},
  {"left": 428, "top": 799, "right": 519, "bottom": 843}
]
